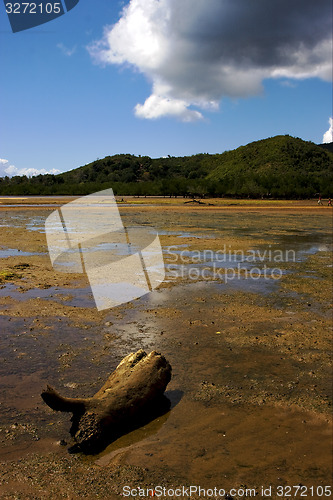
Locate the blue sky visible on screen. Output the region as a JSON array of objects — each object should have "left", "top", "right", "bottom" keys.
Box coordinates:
[{"left": 0, "top": 0, "right": 332, "bottom": 177}]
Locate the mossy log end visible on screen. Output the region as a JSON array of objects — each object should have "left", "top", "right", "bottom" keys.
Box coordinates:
[{"left": 41, "top": 350, "right": 172, "bottom": 453}]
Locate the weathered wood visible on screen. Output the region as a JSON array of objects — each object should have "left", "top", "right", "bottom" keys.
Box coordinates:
[
  {"left": 184, "top": 199, "right": 206, "bottom": 205},
  {"left": 41, "top": 350, "right": 172, "bottom": 453}
]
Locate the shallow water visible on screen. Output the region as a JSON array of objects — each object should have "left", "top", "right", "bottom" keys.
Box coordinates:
[
  {"left": 1, "top": 207, "right": 331, "bottom": 259},
  {"left": 0, "top": 207, "right": 331, "bottom": 312},
  {"left": 0, "top": 283, "right": 95, "bottom": 308},
  {"left": 1, "top": 206, "right": 331, "bottom": 313},
  {"left": 0, "top": 248, "right": 46, "bottom": 258}
]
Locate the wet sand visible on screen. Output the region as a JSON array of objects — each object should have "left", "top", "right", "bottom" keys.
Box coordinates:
[{"left": 0, "top": 198, "right": 332, "bottom": 499}]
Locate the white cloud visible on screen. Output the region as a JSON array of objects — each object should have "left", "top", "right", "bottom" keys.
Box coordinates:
[
  {"left": 135, "top": 91, "right": 203, "bottom": 121},
  {"left": 0, "top": 158, "right": 62, "bottom": 178},
  {"left": 0, "top": 159, "right": 14, "bottom": 177},
  {"left": 89, "top": 0, "right": 169, "bottom": 70},
  {"left": 57, "top": 43, "right": 77, "bottom": 57},
  {"left": 323, "top": 117, "right": 333, "bottom": 143},
  {"left": 88, "top": 0, "right": 333, "bottom": 121}
]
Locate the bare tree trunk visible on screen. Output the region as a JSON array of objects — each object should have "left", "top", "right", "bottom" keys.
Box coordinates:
[{"left": 41, "top": 350, "right": 172, "bottom": 453}]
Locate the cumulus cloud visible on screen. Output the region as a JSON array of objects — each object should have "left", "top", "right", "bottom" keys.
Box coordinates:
[
  {"left": 0, "top": 158, "right": 62, "bottom": 178},
  {"left": 323, "top": 117, "right": 333, "bottom": 143},
  {"left": 88, "top": 0, "right": 332, "bottom": 121},
  {"left": 135, "top": 90, "right": 204, "bottom": 121}
]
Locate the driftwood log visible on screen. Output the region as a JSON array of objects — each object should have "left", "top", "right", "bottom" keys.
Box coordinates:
[{"left": 41, "top": 350, "right": 172, "bottom": 453}]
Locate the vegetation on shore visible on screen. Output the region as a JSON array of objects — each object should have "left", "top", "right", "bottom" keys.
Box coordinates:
[{"left": 1, "top": 135, "right": 332, "bottom": 198}]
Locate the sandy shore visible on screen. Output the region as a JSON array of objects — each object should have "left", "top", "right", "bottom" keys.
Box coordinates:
[
  {"left": 0, "top": 200, "right": 332, "bottom": 499},
  {"left": 0, "top": 195, "right": 331, "bottom": 209}
]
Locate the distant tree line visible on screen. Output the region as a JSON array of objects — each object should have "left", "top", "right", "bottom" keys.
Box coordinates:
[{"left": 1, "top": 136, "right": 332, "bottom": 198}]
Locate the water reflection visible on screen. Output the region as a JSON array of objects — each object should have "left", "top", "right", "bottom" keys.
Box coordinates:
[{"left": 94, "top": 389, "right": 183, "bottom": 465}]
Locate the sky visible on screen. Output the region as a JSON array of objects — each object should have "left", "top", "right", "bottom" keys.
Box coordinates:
[{"left": 0, "top": 0, "right": 332, "bottom": 177}]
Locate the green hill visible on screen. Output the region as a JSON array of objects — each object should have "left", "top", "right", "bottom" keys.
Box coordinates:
[
  {"left": 319, "top": 142, "right": 333, "bottom": 153},
  {"left": 1, "top": 135, "right": 332, "bottom": 198},
  {"left": 206, "top": 135, "right": 333, "bottom": 197}
]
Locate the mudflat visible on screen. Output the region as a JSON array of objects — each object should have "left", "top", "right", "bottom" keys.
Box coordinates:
[{"left": 0, "top": 197, "right": 332, "bottom": 499}]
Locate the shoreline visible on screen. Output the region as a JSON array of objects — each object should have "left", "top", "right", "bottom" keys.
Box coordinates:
[{"left": 0, "top": 196, "right": 332, "bottom": 214}]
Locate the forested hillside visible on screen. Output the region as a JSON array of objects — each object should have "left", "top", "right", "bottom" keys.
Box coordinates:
[{"left": 1, "top": 135, "right": 332, "bottom": 198}]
